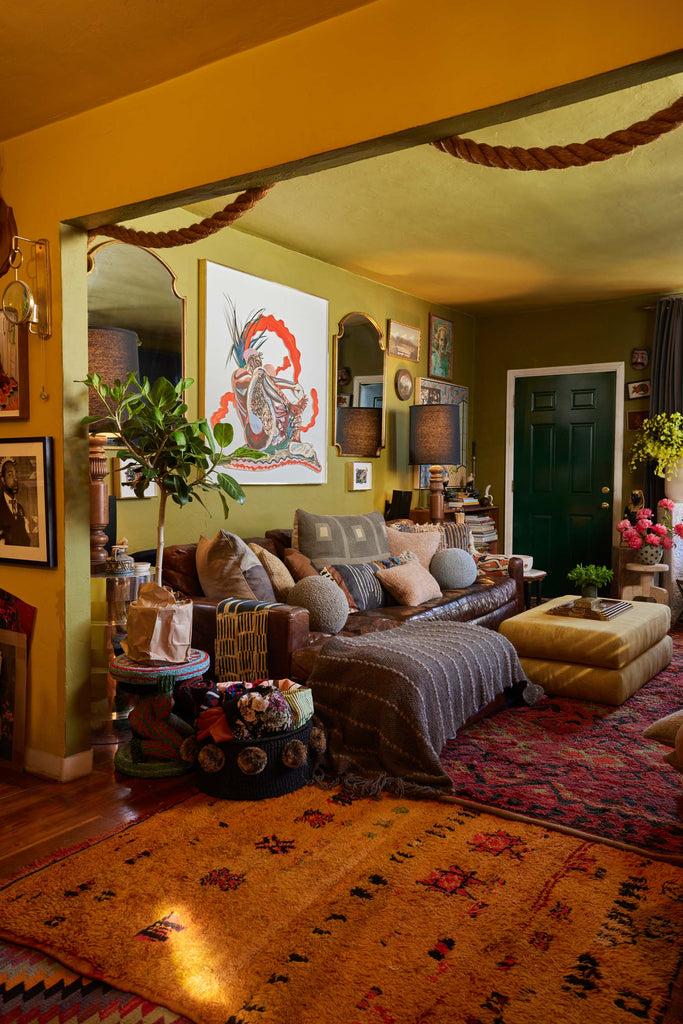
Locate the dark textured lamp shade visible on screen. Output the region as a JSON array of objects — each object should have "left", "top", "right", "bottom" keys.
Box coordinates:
[
  {"left": 409, "top": 404, "right": 461, "bottom": 521},
  {"left": 336, "top": 406, "right": 382, "bottom": 458},
  {"left": 87, "top": 327, "right": 140, "bottom": 426}
]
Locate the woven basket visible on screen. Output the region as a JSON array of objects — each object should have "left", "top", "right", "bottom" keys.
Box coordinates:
[{"left": 197, "top": 720, "right": 313, "bottom": 800}]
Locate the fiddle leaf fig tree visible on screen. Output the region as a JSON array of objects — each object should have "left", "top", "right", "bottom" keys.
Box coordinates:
[{"left": 81, "top": 372, "right": 263, "bottom": 580}]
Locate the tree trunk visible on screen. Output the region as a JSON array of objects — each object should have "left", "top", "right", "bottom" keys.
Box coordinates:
[{"left": 156, "top": 488, "right": 168, "bottom": 584}]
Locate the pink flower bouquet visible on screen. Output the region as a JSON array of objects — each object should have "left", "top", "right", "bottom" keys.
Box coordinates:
[{"left": 617, "top": 498, "right": 683, "bottom": 552}]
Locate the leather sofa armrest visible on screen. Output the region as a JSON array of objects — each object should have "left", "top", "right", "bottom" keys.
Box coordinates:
[
  {"left": 506, "top": 556, "right": 525, "bottom": 614},
  {"left": 189, "top": 597, "right": 310, "bottom": 679}
]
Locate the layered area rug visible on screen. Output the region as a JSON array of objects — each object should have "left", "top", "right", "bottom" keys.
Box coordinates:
[
  {"left": 442, "top": 627, "right": 683, "bottom": 861},
  {"left": 1, "top": 787, "right": 683, "bottom": 1024}
]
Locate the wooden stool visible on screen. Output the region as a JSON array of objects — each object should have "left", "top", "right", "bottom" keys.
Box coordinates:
[
  {"left": 621, "top": 563, "right": 669, "bottom": 605},
  {"left": 523, "top": 568, "right": 547, "bottom": 609}
]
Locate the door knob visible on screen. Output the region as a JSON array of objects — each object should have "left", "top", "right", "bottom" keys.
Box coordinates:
[
  {"left": 601, "top": 486, "right": 610, "bottom": 494},
  {"left": 601, "top": 501, "right": 610, "bottom": 509}
]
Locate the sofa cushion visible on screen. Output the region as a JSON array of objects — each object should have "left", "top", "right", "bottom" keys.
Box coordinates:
[
  {"left": 249, "top": 542, "right": 295, "bottom": 602},
  {"left": 288, "top": 576, "right": 349, "bottom": 634},
  {"left": 431, "top": 548, "right": 478, "bottom": 589},
  {"left": 321, "top": 561, "right": 388, "bottom": 611},
  {"left": 197, "top": 531, "right": 274, "bottom": 601},
  {"left": 375, "top": 561, "right": 442, "bottom": 606},
  {"left": 284, "top": 547, "right": 318, "bottom": 582},
  {"left": 386, "top": 526, "right": 442, "bottom": 569},
  {"left": 293, "top": 509, "right": 389, "bottom": 568}
]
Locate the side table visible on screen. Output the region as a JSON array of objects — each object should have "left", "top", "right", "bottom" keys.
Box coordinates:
[
  {"left": 621, "top": 563, "right": 669, "bottom": 605},
  {"left": 523, "top": 568, "right": 547, "bottom": 609},
  {"left": 109, "top": 648, "right": 210, "bottom": 777}
]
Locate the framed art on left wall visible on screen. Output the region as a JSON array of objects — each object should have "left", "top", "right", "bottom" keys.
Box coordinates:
[{"left": 0, "top": 437, "right": 56, "bottom": 567}]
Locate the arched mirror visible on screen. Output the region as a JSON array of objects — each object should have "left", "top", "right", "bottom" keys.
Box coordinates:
[
  {"left": 87, "top": 241, "right": 185, "bottom": 385},
  {"left": 334, "top": 312, "right": 385, "bottom": 457}
]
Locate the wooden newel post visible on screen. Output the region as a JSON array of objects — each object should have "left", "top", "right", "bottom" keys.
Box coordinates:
[{"left": 89, "top": 434, "right": 109, "bottom": 574}]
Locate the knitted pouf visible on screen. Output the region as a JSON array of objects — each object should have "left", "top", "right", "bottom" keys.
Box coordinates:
[
  {"left": 196, "top": 720, "right": 315, "bottom": 800},
  {"left": 288, "top": 576, "right": 349, "bottom": 633},
  {"left": 430, "top": 547, "right": 478, "bottom": 589}
]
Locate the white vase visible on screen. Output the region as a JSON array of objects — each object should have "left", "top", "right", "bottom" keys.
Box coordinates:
[
  {"left": 664, "top": 459, "right": 683, "bottom": 501},
  {"left": 637, "top": 543, "right": 661, "bottom": 565}
]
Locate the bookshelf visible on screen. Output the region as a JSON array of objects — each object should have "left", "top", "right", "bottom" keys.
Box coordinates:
[{"left": 409, "top": 504, "right": 499, "bottom": 553}]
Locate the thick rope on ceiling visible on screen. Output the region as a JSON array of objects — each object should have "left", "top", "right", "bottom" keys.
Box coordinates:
[
  {"left": 87, "top": 185, "right": 274, "bottom": 247},
  {"left": 432, "top": 93, "right": 683, "bottom": 170}
]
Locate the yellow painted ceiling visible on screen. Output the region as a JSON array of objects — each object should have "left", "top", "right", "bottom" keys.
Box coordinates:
[{"left": 0, "top": 0, "right": 376, "bottom": 141}]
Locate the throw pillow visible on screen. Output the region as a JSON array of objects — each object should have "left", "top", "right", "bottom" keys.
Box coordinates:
[
  {"left": 288, "top": 576, "right": 349, "bottom": 634},
  {"left": 476, "top": 554, "right": 512, "bottom": 574},
  {"left": 248, "top": 543, "right": 296, "bottom": 603},
  {"left": 440, "top": 521, "right": 478, "bottom": 557},
  {"left": 293, "top": 508, "right": 389, "bottom": 569},
  {"left": 321, "top": 561, "right": 387, "bottom": 611},
  {"left": 643, "top": 708, "right": 683, "bottom": 747},
  {"left": 375, "top": 561, "right": 442, "bottom": 606},
  {"left": 431, "top": 547, "right": 478, "bottom": 589},
  {"left": 319, "top": 565, "right": 359, "bottom": 611},
  {"left": 284, "top": 547, "right": 318, "bottom": 581},
  {"left": 197, "top": 530, "right": 273, "bottom": 601},
  {"left": 386, "top": 526, "right": 442, "bottom": 569}
]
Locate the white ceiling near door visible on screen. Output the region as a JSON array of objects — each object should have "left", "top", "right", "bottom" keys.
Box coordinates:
[{"left": 184, "top": 72, "right": 683, "bottom": 313}]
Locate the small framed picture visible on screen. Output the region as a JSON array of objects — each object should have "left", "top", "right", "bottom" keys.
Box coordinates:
[
  {"left": 387, "top": 320, "right": 421, "bottom": 362},
  {"left": 0, "top": 627, "right": 28, "bottom": 770},
  {"left": 0, "top": 437, "right": 56, "bottom": 567},
  {"left": 348, "top": 461, "right": 372, "bottom": 491},
  {"left": 394, "top": 368, "right": 414, "bottom": 401},
  {"left": 113, "top": 457, "right": 158, "bottom": 499},
  {"left": 627, "top": 410, "right": 648, "bottom": 431},
  {"left": 631, "top": 348, "right": 650, "bottom": 370},
  {"left": 627, "top": 380, "right": 651, "bottom": 399},
  {"left": 337, "top": 394, "right": 351, "bottom": 408},
  {"left": 0, "top": 319, "right": 29, "bottom": 420},
  {"left": 428, "top": 314, "right": 453, "bottom": 381}
]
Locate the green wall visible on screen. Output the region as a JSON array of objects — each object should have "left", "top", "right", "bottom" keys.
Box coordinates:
[
  {"left": 109, "top": 212, "right": 475, "bottom": 550},
  {"left": 473, "top": 295, "right": 658, "bottom": 537}
]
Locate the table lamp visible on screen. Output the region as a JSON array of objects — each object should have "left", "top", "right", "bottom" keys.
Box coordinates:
[
  {"left": 87, "top": 327, "right": 139, "bottom": 573},
  {"left": 409, "top": 404, "right": 461, "bottom": 522}
]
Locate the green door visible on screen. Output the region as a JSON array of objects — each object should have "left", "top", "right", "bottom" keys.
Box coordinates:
[{"left": 513, "top": 372, "right": 616, "bottom": 598}]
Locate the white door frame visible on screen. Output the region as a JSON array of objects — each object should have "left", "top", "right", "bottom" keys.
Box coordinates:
[{"left": 504, "top": 362, "right": 625, "bottom": 552}]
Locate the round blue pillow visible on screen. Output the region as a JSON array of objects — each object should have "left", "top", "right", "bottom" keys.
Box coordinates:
[
  {"left": 287, "top": 576, "right": 349, "bottom": 634},
  {"left": 430, "top": 548, "right": 478, "bottom": 590}
]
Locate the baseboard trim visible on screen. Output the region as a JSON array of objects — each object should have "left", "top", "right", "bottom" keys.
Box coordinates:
[{"left": 24, "top": 746, "right": 93, "bottom": 782}]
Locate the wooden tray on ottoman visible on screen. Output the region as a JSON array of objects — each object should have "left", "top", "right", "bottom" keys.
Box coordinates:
[{"left": 547, "top": 598, "right": 632, "bottom": 621}]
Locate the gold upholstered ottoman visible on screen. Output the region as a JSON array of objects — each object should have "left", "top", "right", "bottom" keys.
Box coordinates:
[{"left": 499, "top": 596, "right": 672, "bottom": 706}]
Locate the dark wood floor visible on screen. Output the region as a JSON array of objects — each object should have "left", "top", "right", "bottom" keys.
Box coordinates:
[{"left": 0, "top": 735, "right": 196, "bottom": 881}]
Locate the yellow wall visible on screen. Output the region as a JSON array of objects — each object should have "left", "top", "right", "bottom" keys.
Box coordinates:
[
  {"left": 1, "top": 0, "right": 682, "bottom": 769},
  {"left": 111, "top": 209, "right": 474, "bottom": 549},
  {"left": 473, "top": 296, "right": 659, "bottom": 530}
]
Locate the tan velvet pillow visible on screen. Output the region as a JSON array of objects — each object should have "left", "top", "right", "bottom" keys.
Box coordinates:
[
  {"left": 386, "top": 527, "right": 442, "bottom": 569},
  {"left": 248, "top": 542, "right": 296, "bottom": 602},
  {"left": 284, "top": 547, "right": 318, "bottom": 582},
  {"left": 643, "top": 708, "right": 683, "bottom": 747},
  {"left": 196, "top": 531, "right": 257, "bottom": 600},
  {"left": 375, "top": 561, "right": 441, "bottom": 606}
]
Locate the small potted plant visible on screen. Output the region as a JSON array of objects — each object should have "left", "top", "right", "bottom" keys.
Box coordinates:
[
  {"left": 630, "top": 412, "right": 683, "bottom": 497},
  {"left": 566, "top": 563, "right": 613, "bottom": 599}
]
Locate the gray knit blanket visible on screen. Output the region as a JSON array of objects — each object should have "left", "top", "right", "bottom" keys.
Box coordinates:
[{"left": 307, "top": 619, "right": 532, "bottom": 799}]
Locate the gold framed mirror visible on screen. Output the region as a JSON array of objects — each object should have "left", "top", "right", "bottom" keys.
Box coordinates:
[{"left": 333, "top": 312, "right": 386, "bottom": 457}]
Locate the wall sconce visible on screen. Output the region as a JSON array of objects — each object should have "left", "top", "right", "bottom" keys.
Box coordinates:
[{"left": 1, "top": 236, "right": 51, "bottom": 341}]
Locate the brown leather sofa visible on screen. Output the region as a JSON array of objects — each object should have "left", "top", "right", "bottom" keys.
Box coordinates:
[{"left": 161, "top": 528, "right": 525, "bottom": 681}]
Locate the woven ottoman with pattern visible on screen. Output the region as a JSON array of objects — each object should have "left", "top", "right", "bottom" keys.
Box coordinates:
[{"left": 499, "top": 596, "right": 672, "bottom": 706}]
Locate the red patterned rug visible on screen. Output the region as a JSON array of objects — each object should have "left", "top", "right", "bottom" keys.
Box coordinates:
[{"left": 441, "top": 626, "right": 683, "bottom": 862}]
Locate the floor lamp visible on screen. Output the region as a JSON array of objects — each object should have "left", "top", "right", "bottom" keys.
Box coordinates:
[
  {"left": 87, "top": 327, "right": 139, "bottom": 573},
  {"left": 409, "top": 404, "right": 460, "bottom": 523}
]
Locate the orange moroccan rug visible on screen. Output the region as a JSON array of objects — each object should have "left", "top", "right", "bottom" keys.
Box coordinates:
[{"left": 1, "top": 787, "right": 682, "bottom": 1024}]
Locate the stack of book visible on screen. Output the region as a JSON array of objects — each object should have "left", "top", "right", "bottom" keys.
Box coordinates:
[{"left": 466, "top": 514, "right": 498, "bottom": 548}]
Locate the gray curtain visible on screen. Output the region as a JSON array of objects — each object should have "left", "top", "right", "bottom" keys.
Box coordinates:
[{"left": 645, "top": 297, "right": 683, "bottom": 509}]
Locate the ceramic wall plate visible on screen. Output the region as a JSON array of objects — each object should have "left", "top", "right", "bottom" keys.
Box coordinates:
[{"left": 394, "top": 368, "right": 413, "bottom": 401}]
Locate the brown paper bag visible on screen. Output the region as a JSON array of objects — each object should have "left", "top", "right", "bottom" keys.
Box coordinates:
[{"left": 122, "top": 582, "right": 193, "bottom": 663}]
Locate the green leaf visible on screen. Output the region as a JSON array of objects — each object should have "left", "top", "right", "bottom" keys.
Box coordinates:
[
  {"left": 214, "top": 422, "right": 234, "bottom": 448},
  {"left": 217, "top": 473, "right": 246, "bottom": 503}
]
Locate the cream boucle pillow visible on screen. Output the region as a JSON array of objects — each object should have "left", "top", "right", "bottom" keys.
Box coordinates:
[
  {"left": 386, "top": 526, "right": 442, "bottom": 569},
  {"left": 375, "top": 561, "right": 441, "bottom": 606},
  {"left": 643, "top": 708, "right": 683, "bottom": 747}
]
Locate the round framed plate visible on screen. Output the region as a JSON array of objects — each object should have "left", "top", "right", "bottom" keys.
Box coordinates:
[{"left": 394, "top": 368, "right": 414, "bottom": 401}]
